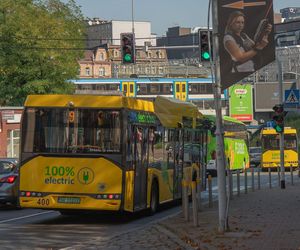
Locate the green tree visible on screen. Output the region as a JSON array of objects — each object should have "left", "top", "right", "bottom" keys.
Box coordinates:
[{"left": 0, "top": 0, "right": 85, "bottom": 105}]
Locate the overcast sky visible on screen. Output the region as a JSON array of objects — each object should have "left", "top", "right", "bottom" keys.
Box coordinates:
[{"left": 69, "top": 0, "right": 300, "bottom": 36}]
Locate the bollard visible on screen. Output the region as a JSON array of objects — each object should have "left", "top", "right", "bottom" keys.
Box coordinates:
[
  {"left": 191, "top": 181, "right": 198, "bottom": 227},
  {"left": 257, "top": 167, "right": 261, "bottom": 190},
  {"left": 196, "top": 177, "right": 202, "bottom": 212},
  {"left": 244, "top": 168, "right": 248, "bottom": 194},
  {"left": 228, "top": 169, "right": 233, "bottom": 200},
  {"left": 237, "top": 170, "right": 240, "bottom": 196},
  {"left": 182, "top": 179, "right": 189, "bottom": 221},
  {"left": 277, "top": 166, "right": 280, "bottom": 187},
  {"left": 251, "top": 167, "right": 255, "bottom": 192},
  {"left": 208, "top": 175, "right": 213, "bottom": 208},
  {"left": 268, "top": 168, "right": 272, "bottom": 189},
  {"left": 290, "top": 165, "right": 294, "bottom": 186},
  {"left": 298, "top": 164, "right": 300, "bottom": 178}
]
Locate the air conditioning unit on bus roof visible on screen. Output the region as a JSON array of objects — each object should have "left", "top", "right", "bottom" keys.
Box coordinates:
[{"left": 75, "top": 89, "right": 124, "bottom": 96}]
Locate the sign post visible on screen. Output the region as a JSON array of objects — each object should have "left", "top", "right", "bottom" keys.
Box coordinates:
[{"left": 212, "top": 0, "right": 228, "bottom": 233}]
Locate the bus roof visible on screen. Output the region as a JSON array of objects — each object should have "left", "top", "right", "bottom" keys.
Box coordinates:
[
  {"left": 261, "top": 127, "right": 297, "bottom": 135},
  {"left": 24, "top": 95, "right": 155, "bottom": 112},
  {"left": 24, "top": 95, "right": 203, "bottom": 128},
  {"left": 154, "top": 96, "right": 202, "bottom": 128}
]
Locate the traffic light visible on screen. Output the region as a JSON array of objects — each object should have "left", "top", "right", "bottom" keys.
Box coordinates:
[
  {"left": 199, "top": 30, "right": 212, "bottom": 62},
  {"left": 121, "top": 33, "right": 135, "bottom": 64},
  {"left": 272, "top": 104, "right": 284, "bottom": 133}
]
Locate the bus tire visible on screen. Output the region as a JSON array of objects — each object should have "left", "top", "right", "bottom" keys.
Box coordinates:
[{"left": 148, "top": 181, "right": 159, "bottom": 215}]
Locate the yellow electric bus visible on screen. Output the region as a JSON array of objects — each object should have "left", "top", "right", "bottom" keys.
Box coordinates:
[
  {"left": 261, "top": 127, "right": 298, "bottom": 169},
  {"left": 19, "top": 95, "right": 207, "bottom": 214}
]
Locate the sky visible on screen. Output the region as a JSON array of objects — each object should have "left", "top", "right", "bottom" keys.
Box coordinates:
[{"left": 69, "top": 0, "right": 300, "bottom": 36}]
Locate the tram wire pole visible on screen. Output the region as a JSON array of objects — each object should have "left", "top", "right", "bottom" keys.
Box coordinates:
[
  {"left": 277, "top": 58, "right": 285, "bottom": 189},
  {"left": 210, "top": 0, "right": 228, "bottom": 233}
]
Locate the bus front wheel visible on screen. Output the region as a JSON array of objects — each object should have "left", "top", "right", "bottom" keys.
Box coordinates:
[{"left": 149, "top": 181, "right": 159, "bottom": 215}]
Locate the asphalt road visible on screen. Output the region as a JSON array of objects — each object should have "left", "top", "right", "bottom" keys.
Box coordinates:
[{"left": 0, "top": 169, "right": 297, "bottom": 249}]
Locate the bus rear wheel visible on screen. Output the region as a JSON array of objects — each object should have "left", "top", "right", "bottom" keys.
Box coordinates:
[{"left": 149, "top": 181, "right": 159, "bottom": 215}]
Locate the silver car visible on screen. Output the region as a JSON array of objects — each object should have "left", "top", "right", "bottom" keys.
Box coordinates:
[{"left": 0, "top": 158, "right": 19, "bottom": 206}]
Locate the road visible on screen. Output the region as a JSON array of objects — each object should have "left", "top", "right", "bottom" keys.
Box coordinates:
[{"left": 0, "top": 170, "right": 297, "bottom": 249}]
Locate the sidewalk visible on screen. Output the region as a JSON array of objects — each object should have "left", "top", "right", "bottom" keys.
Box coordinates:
[{"left": 83, "top": 179, "right": 300, "bottom": 250}]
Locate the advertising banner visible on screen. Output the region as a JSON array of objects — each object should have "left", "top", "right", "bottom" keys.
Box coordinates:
[
  {"left": 229, "top": 83, "right": 253, "bottom": 121},
  {"left": 217, "top": 0, "right": 275, "bottom": 90}
]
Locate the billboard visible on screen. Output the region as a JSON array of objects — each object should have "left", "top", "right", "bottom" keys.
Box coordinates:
[
  {"left": 255, "top": 82, "right": 296, "bottom": 111},
  {"left": 229, "top": 84, "right": 253, "bottom": 121},
  {"left": 217, "top": 0, "right": 275, "bottom": 90}
]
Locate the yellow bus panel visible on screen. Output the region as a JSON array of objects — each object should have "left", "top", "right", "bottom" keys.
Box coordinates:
[{"left": 19, "top": 156, "right": 123, "bottom": 210}]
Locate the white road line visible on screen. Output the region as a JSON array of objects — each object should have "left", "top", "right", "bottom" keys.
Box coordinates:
[{"left": 0, "top": 211, "right": 56, "bottom": 224}]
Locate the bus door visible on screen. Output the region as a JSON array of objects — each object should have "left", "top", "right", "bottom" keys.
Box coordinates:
[
  {"left": 122, "top": 81, "right": 135, "bottom": 97},
  {"left": 173, "top": 129, "right": 183, "bottom": 199},
  {"left": 174, "top": 81, "right": 187, "bottom": 101},
  {"left": 133, "top": 126, "right": 148, "bottom": 210}
]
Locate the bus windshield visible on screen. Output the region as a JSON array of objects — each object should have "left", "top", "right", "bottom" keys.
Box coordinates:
[
  {"left": 22, "top": 108, "right": 121, "bottom": 154},
  {"left": 262, "top": 134, "right": 297, "bottom": 150}
]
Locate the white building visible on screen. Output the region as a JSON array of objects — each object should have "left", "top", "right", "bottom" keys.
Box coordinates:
[{"left": 86, "top": 19, "right": 156, "bottom": 48}]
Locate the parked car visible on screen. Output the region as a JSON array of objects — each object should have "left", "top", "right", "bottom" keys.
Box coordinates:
[
  {"left": 249, "top": 147, "right": 262, "bottom": 167},
  {"left": 0, "top": 158, "right": 19, "bottom": 207}
]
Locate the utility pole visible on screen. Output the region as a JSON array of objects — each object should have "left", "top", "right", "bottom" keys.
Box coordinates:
[
  {"left": 211, "top": 0, "right": 228, "bottom": 233},
  {"left": 277, "top": 58, "right": 285, "bottom": 189}
]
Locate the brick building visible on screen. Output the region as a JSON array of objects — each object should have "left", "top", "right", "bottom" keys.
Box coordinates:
[{"left": 0, "top": 108, "right": 23, "bottom": 158}]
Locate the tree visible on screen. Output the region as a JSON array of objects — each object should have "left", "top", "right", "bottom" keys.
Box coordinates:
[{"left": 0, "top": 0, "right": 85, "bottom": 105}]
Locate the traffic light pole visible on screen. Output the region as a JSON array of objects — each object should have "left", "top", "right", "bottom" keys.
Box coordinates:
[
  {"left": 277, "top": 58, "right": 285, "bottom": 189},
  {"left": 212, "top": 0, "right": 228, "bottom": 233}
]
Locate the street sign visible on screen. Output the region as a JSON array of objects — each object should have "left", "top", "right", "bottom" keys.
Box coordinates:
[
  {"left": 284, "top": 89, "right": 300, "bottom": 110},
  {"left": 217, "top": 0, "right": 275, "bottom": 90},
  {"left": 284, "top": 89, "right": 299, "bottom": 105}
]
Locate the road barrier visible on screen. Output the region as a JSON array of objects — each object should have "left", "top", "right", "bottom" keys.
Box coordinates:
[
  {"left": 268, "top": 168, "right": 272, "bottom": 189},
  {"left": 182, "top": 179, "right": 189, "bottom": 221},
  {"left": 237, "top": 170, "right": 240, "bottom": 196},
  {"left": 208, "top": 175, "right": 213, "bottom": 208},
  {"left": 244, "top": 169, "right": 248, "bottom": 194},
  {"left": 191, "top": 181, "right": 198, "bottom": 227},
  {"left": 228, "top": 170, "right": 233, "bottom": 200},
  {"left": 277, "top": 167, "right": 280, "bottom": 186},
  {"left": 257, "top": 167, "right": 261, "bottom": 190},
  {"left": 251, "top": 167, "right": 255, "bottom": 192},
  {"left": 196, "top": 177, "right": 202, "bottom": 212},
  {"left": 290, "top": 165, "right": 294, "bottom": 185}
]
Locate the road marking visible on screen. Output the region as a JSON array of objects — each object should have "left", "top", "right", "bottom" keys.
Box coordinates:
[{"left": 0, "top": 211, "right": 55, "bottom": 224}]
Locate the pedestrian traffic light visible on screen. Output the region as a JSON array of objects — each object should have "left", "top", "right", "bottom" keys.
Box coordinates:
[
  {"left": 199, "top": 30, "right": 212, "bottom": 62},
  {"left": 272, "top": 104, "right": 284, "bottom": 133},
  {"left": 121, "top": 33, "right": 135, "bottom": 64}
]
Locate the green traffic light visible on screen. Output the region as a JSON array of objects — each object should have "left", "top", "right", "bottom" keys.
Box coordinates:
[
  {"left": 274, "top": 125, "right": 284, "bottom": 133},
  {"left": 202, "top": 51, "right": 210, "bottom": 60},
  {"left": 124, "top": 54, "right": 132, "bottom": 62}
]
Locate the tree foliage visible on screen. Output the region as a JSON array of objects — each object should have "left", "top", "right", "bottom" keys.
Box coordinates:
[{"left": 0, "top": 0, "right": 85, "bottom": 105}]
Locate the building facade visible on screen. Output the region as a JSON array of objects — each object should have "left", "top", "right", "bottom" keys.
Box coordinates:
[
  {"left": 78, "top": 44, "right": 169, "bottom": 78},
  {"left": 85, "top": 19, "right": 156, "bottom": 49},
  {"left": 0, "top": 108, "right": 23, "bottom": 158}
]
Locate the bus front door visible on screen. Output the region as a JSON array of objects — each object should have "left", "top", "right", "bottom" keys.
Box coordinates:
[
  {"left": 122, "top": 81, "right": 135, "bottom": 97},
  {"left": 133, "top": 126, "right": 148, "bottom": 210},
  {"left": 174, "top": 129, "right": 183, "bottom": 199},
  {"left": 174, "top": 81, "right": 187, "bottom": 101}
]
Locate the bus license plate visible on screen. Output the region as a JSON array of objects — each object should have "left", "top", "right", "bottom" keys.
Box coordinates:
[{"left": 57, "top": 197, "right": 81, "bottom": 204}]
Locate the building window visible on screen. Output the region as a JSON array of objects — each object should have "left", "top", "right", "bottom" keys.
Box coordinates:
[
  {"left": 114, "top": 50, "right": 118, "bottom": 57},
  {"left": 158, "top": 67, "right": 164, "bottom": 74},
  {"left": 7, "top": 129, "right": 20, "bottom": 158},
  {"left": 99, "top": 53, "right": 104, "bottom": 61},
  {"left": 99, "top": 67, "right": 105, "bottom": 76},
  {"left": 85, "top": 67, "right": 90, "bottom": 76}
]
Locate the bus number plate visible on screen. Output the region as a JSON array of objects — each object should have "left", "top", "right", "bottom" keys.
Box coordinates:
[{"left": 57, "top": 197, "right": 81, "bottom": 204}]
